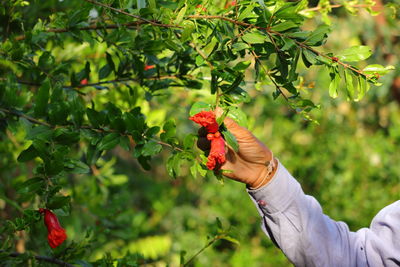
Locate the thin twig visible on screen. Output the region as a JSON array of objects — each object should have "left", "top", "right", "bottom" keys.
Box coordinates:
[
  {"left": 5, "top": 75, "right": 192, "bottom": 91},
  {"left": 187, "top": 15, "right": 371, "bottom": 80},
  {"left": 182, "top": 235, "right": 225, "bottom": 266},
  {"left": 0, "top": 108, "right": 52, "bottom": 127},
  {"left": 2, "top": 250, "right": 75, "bottom": 267},
  {"left": 14, "top": 22, "right": 145, "bottom": 41},
  {"left": 10, "top": 8, "right": 372, "bottom": 83},
  {"left": 188, "top": 43, "right": 214, "bottom": 70},
  {"left": 152, "top": 139, "right": 183, "bottom": 152},
  {"left": 249, "top": 49, "right": 289, "bottom": 102},
  {"left": 286, "top": 37, "right": 366, "bottom": 76},
  {"left": 0, "top": 107, "right": 183, "bottom": 152},
  {"left": 83, "top": 0, "right": 180, "bottom": 28}
]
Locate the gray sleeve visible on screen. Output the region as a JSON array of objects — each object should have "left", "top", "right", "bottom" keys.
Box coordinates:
[{"left": 247, "top": 161, "right": 400, "bottom": 267}]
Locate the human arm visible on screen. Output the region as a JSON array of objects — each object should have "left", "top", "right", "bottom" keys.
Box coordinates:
[{"left": 205, "top": 113, "right": 400, "bottom": 266}]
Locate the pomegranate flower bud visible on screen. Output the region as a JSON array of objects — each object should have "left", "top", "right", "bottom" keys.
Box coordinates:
[
  {"left": 144, "top": 65, "right": 155, "bottom": 71},
  {"left": 39, "top": 208, "right": 67, "bottom": 248},
  {"left": 189, "top": 111, "right": 219, "bottom": 133},
  {"left": 206, "top": 132, "right": 226, "bottom": 170},
  {"left": 80, "top": 78, "right": 88, "bottom": 85}
]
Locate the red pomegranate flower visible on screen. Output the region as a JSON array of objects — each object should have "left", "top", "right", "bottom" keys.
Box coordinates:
[
  {"left": 39, "top": 208, "right": 67, "bottom": 248},
  {"left": 189, "top": 110, "right": 226, "bottom": 170},
  {"left": 189, "top": 111, "right": 219, "bottom": 133},
  {"left": 144, "top": 65, "right": 155, "bottom": 71},
  {"left": 206, "top": 132, "right": 226, "bottom": 170}
]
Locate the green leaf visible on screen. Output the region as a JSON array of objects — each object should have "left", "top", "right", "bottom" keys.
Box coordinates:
[
  {"left": 99, "top": 64, "right": 112, "bottom": 80},
  {"left": 344, "top": 69, "right": 354, "bottom": 100},
  {"left": 190, "top": 162, "right": 197, "bottom": 178},
  {"left": 124, "top": 112, "right": 145, "bottom": 134},
  {"left": 221, "top": 235, "right": 240, "bottom": 246},
  {"left": 64, "top": 159, "right": 90, "bottom": 174},
  {"left": 281, "top": 37, "right": 296, "bottom": 51},
  {"left": 197, "top": 162, "right": 207, "bottom": 176},
  {"left": 106, "top": 52, "right": 115, "bottom": 72},
  {"left": 302, "top": 49, "right": 317, "bottom": 67},
  {"left": 15, "top": 177, "right": 44, "bottom": 194},
  {"left": 17, "top": 145, "right": 38, "bottom": 162},
  {"left": 231, "top": 42, "right": 249, "bottom": 52},
  {"left": 174, "top": 5, "right": 187, "bottom": 24},
  {"left": 337, "top": 46, "right": 372, "bottom": 62},
  {"left": 288, "top": 49, "right": 300, "bottom": 81},
  {"left": 47, "top": 195, "right": 70, "bottom": 210},
  {"left": 287, "top": 31, "right": 310, "bottom": 41},
  {"left": 315, "top": 55, "right": 332, "bottom": 65},
  {"left": 241, "top": 32, "right": 265, "bottom": 44},
  {"left": 238, "top": 5, "right": 254, "bottom": 21},
  {"left": 305, "top": 24, "right": 330, "bottom": 46},
  {"left": 203, "top": 38, "right": 218, "bottom": 57},
  {"left": 362, "top": 64, "right": 395, "bottom": 75},
  {"left": 34, "top": 79, "right": 50, "bottom": 117},
  {"left": 181, "top": 20, "right": 195, "bottom": 42},
  {"left": 226, "top": 87, "right": 251, "bottom": 103},
  {"left": 86, "top": 108, "right": 105, "bottom": 128},
  {"left": 227, "top": 107, "right": 247, "bottom": 127},
  {"left": 146, "top": 126, "right": 160, "bottom": 137},
  {"left": 26, "top": 125, "right": 53, "bottom": 141},
  {"left": 97, "top": 133, "right": 120, "bottom": 151},
  {"left": 166, "top": 153, "right": 182, "bottom": 178},
  {"left": 356, "top": 76, "right": 370, "bottom": 101},
  {"left": 54, "top": 128, "right": 80, "bottom": 145},
  {"left": 271, "top": 21, "right": 299, "bottom": 32},
  {"left": 328, "top": 68, "right": 340, "bottom": 98},
  {"left": 137, "top": 0, "right": 146, "bottom": 9},
  {"left": 38, "top": 51, "right": 54, "bottom": 70},
  {"left": 183, "top": 134, "right": 197, "bottom": 150},
  {"left": 160, "top": 119, "right": 176, "bottom": 143},
  {"left": 189, "top": 102, "right": 211, "bottom": 116},
  {"left": 141, "top": 140, "right": 162, "bottom": 157},
  {"left": 232, "top": 61, "right": 251, "bottom": 71},
  {"left": 222, "top": 129, "right": 238, "bottom": 152}
]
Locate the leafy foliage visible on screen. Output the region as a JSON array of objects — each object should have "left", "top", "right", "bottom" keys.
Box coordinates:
[{"left": 0, "top": 0, "right": 398, "bottom": 265}]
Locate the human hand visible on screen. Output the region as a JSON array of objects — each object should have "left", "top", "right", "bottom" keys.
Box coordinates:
[{"left": 197, "top": 109, "right": 276, "bottom": 188}]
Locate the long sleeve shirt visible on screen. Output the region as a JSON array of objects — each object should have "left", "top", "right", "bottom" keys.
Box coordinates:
[{"left": 247, "top": 161, "right": 400, "bottom": 267}]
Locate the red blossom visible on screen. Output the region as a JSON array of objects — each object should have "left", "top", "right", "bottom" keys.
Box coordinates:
[
  {"left": 190, "top": 111, "right": 226, "bottom": 169},
  {"left": 144, "top": 65, "right": 155, "bottom": 71},
  {"left": 206, "top": 132, "right": 226, "bottom": 170},
  {"left": 189, "top": 111, "right": 219, "bottom": 133},
  {"left": 80, "top": 78, "right": 88, "bottom": 85},
  {"left": 39, "top": 208, "right": 67, "bottom": 248}
]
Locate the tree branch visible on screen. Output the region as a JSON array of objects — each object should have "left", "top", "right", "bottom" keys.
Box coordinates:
[
  {"left": 188, "top": 15, "right": 372, "bottom": 80},
  {"left": 2, "top": 250, "right": 75, "bottom": 267},
  {"left": 183, "top": 235, "right": 225, "bottom": 266},
  {"left": 249, "top": 49, "right": 289, "bottom": 102},
  {"left": 6, "top": 75, "right": 192, "bottom": 92},
  {"left": 0, "top": 108, "right": 52, "bottom": 127},
  {"left": 14, "top": 22, "right": 146, "bottom": 41},
  {"left": 0, "top": 107, "right": 183, "bottom": 152},
  {"left": 83, "top": 0, "right": 180, "bottom": 28}
]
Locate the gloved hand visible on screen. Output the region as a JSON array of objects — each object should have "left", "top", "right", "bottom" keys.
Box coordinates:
[{"left": 197, "top": 109, "right": 277, "bottom": 189}]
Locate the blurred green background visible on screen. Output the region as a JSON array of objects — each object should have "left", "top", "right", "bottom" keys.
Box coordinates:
[{"left": 1, "top": 0, "right": 399, "bottom": 266}]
